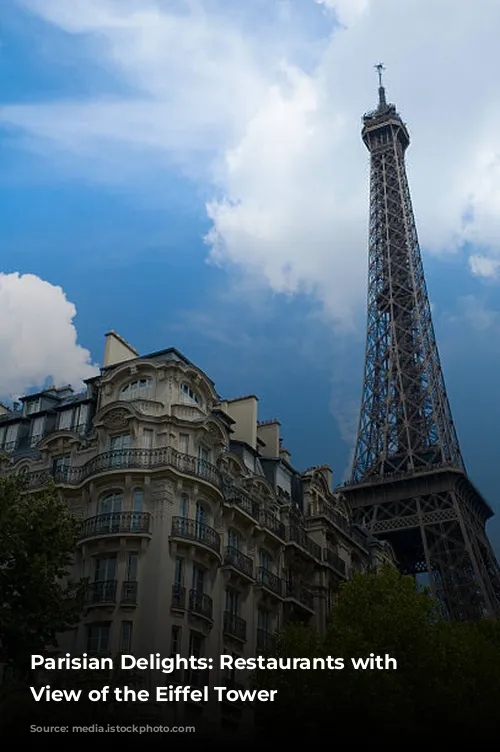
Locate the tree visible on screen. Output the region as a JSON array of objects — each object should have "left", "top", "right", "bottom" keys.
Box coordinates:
[
  {"left": 252, "top": 567, "right": 500, "bottom": 743},
  {"left": 0, "top": 475, "right": 84, "bottom": 675}
]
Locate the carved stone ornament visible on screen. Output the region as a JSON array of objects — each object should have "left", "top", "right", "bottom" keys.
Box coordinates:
[{"left": 104, "top": 408, "right": 130, "bottom": 428}]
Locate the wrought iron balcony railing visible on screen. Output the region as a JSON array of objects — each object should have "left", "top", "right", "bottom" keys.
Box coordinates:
[
  {"left": 223, "top": 546, "right": 254, "bottom": 578},
  {"left": 226, "top": 491, "right": 285, "bottom": 539},
  {"left": 80, "top": 511, "right": 151, "bottom": 540},
  {"left": 171, "top": 517, "right": 221, "bottom": 554},
  {"left": 23, "top": 447, "right": 221, "bottom": 489},
  {"left": 223, "top": 611, "right": 247, "bottom": 641},
  {"left": 256, "top": 628, "right": 274, "bottom": 651},
  {"left": 284, "top": 581, "right": 314, "bottom": 610},
  {"left": 188, "top": 589, "right": 213, "bottom": 621},
  {"left": 121, "top": 580, "right": 138, "bottom": 605},
  {"left": 307, "top": 500, "right": 350, "bottom": 534},
  {"left": 256, "top": 567, "right": 282, "bottom": 597},
  {"left": 86, "top": 579, "right": 117, "bottom": 606},
  {"left": 171, "top": 584, "right": 186, "bottom": 610},
  {"left": 259, "top": 510, "right": 286, "bottom": 539},
  {"left": 286, "top": 524, "right": 322, "bottom": 560},
  {"left": 323, "top": 547, "right": 347, "bottom": 576}
]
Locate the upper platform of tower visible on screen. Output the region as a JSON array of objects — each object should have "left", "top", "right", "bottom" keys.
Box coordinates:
[{"left": 362, "top": 80, "right": 410, "bottom": 152}]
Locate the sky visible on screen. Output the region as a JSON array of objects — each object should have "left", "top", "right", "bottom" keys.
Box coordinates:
[{"left": 0, "top": 0, "right": 499, "bottom": 551}]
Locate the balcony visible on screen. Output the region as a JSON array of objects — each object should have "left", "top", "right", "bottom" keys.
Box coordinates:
[
  {"left": 259, "top": 510, "right": 285, "bottom": 540},
  {"left": 85, "top": 579, "right": 117, "bottom": 606},
  {"left": 307, "top": 500, "right": 350, "bottom": 534},
  {"left": 286, "top": 524, "right": 322, "bottom": 561},
  {"left": 79, "top": 512, "right": 151, "bottom": 542},
  {"left": 171, "top": 517, "right": 221, "bottom": 556},
  {"left": 223, "top": 546, "right": 254, "bottom": 579},
  {"left": 23, "top": 447, "right": 221, "bottom": 490},
  {"left": 284, "top": 581, "right": 315, "bottom": 612},
  {"left": 121, "top": 580, "right": 138, "bottom": 605},
  {"left": 223, "top": 611, "right": 247, "bottom": 642},
  {"left": 188, "top": 589, "right": 213, "bottom": 622},
  {"left": 227, "top": 489, "right": 259, "bottom": 520},
  {"left": 256, "top": 628, "right": 274, "bottom": 652},
  {"left": 256, "top": 567, "right": 282, "bottom": 598},
  {"left": 171, "top": 584, "right": 186, "bottom": 611},
  {"left": 323, "top": 548, "right": 347, "bottom": 578}
]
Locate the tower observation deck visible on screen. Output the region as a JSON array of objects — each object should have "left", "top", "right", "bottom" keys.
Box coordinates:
[{"left": 343, "top": 66, "right": 500, "bottom": 620}]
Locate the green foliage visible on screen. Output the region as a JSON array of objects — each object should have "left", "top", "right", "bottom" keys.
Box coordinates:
[
  {"left": 0, "top": 475, "right": 84, "bottom": 674},
  {"left": 253, "top": 566, "right": 500, "bottom": 742}
]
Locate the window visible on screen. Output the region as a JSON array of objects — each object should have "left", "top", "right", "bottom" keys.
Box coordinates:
[
  {"left": 225, "top": 588, "right": 240, "bottom": 615},
  {"left": 178, "top": 433, "right": 189, "bottom": 455},
  {"left": 195, "top": 502, "right": 206, "bottom": 540},
  {"left": 132, "top": 490, "right": 143, "bottom": 530},
  {"left": 86, "top": 623, "right": 110, "bottom": 653},
  {"left": 26, "top": 399, "right": 40, "bottom": 416},
  {"left": 179, "top": 493, "right": 188, "bottom": 519},
  {"left": 171, "top": 625, "right": 182, "bottom": 655},
  {"left": 189, "top": 631, "right": 204, "bottom": 658},
  {"left": 121, "top": 378, "right": 154, "bottom": 400},
  {"left": 99, "top": 492, "right": 123, "bottom": 515},
  {"left": 188, "top": 632, "right": 205, "bottom": 688},
  {"left": 228, "top": 529, "right": 242, "bottom": 552},
  {"left": 0, "top": 426, "right": 5, "bottom": 450},
  {"left": 120, "top": 621, "right": 133, "bottom": 653},
  {"left": 143, "top": 429, "right": 154, "bottom": 449},
  {"left": 30, "top": 415, "right": 45, "bottom": 446},
  {"left": 197, "top": 445, "right": 210, "bottom": 477},
  {"left": 259, "top": 549, "right": 273, "bottom": 572},
  {"left": 4, "top": 424, "right": 18, "bottom": 451},
  {"left": 74, "top": 404, "right": 89, "bottom": 433},
  {"left": 94, "top": 555, "right": 117, "bottom": 582},
  {"left": 110, "top": 434, "right": 131, "bottom": 467},
  {"left": 53, "top": 456, "right": 71, "bottom": 482},
  {"left": 257, "top": 608, "right": 269, "bottom": 632},
  {"left": 174, "top": 557, "right": 184, "bottom": 587},
  {"left": 58, "top": 409, "right": 73, "bottom": 431},
  {"left": 181, "top": 383, "right": 199, "bottom": 404},
  {"left": 125, "top": 553, "right": 138, "bottom": 582},
  {"left": 192, "top": 566, "right": 205, "bottom": 594}
]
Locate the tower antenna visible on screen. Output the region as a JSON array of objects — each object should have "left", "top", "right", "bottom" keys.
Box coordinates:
[
  {"left": 374, "top": 62, "right": 387, "bottom": 107},
  {"left": 375, "top": 62, "right": 385, "bottom": 88}
]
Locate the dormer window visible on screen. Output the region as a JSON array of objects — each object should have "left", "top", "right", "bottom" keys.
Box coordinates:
[
  {"left": 181, "top": 383, "right": 199, "bottom": 404},
  {"left": 26, "top": 399, "right": 40, "bottom": 416},
  {"left": 121, "top": 378, "right": 154, "bottom": 400}
]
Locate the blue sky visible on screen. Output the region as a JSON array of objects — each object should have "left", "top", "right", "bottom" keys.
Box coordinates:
[{"left": 1, "top": 0, "right": 500, "bottom": 552}]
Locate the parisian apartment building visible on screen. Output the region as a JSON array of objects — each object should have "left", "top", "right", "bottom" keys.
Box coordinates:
[{"left": 0, "top": 330, "right": 395, "bottom": 730}]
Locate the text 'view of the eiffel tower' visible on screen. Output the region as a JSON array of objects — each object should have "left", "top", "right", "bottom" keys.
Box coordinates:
[{"left": 343, "top": 65, "right": 500, "bottom": 621}]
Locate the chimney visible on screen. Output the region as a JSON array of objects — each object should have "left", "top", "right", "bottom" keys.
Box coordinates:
[
  {"left": 257, "top": 419, "right": 280, "bottom": 458},
  {"left": 220, "top": 395, "right": 258, "bottom": 450},
  {"left": 103, "top": 330, "right": 138, "bottom": 368}
]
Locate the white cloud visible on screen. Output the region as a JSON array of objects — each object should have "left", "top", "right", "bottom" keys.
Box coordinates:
[
  {"left": 469, "top": 254, "right": 500, "bottom": 280},
  {"left": 3, "top": 0, "right": 500, "bottom": 328},
  {"left": 0, "top": 273, "right": 99, "bottom": 398}
]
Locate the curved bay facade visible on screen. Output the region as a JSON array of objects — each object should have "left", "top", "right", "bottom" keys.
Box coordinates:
[{"left": 0, "top": 330, "right": 395, "bottom": 731}]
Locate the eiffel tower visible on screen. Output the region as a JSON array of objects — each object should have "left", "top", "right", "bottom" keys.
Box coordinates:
[{"left": 343, "top": 65, "right": 500, "bottom": 620}]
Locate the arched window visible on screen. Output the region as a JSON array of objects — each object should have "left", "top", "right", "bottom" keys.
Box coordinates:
[
  {"left": 121, "top": 377, "right": 154, "bottom": 400},
  {"left": 180, "top": 383, "right": 200, "bottom": 405}
]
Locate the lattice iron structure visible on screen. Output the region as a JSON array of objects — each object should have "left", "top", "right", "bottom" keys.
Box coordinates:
[{"left": 344, "top": 67, "right": 500, "bottom": 620}]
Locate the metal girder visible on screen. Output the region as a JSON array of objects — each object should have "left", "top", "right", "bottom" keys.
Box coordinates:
[{"left": 348, "top": 85, "right": 500, "bottom": 620}]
